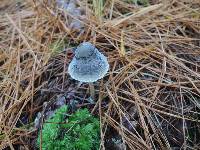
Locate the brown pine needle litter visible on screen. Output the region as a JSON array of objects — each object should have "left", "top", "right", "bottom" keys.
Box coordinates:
[{"left": 0, "top": 0, "right": 200, "bottom": 149}]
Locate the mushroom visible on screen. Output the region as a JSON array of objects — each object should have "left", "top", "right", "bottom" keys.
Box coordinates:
[
  {"left": 57, "top": 0, "right": 84, "bottom": 31},
  {"left": 68, "top": 42, "right": 109, "bottom": 99}
]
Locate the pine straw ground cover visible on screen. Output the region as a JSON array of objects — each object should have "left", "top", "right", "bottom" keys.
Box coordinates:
[{"left": 0, "top": 0, "right": 200, "bottom": 149}]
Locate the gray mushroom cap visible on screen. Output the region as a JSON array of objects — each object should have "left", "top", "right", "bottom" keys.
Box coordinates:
[{"left": 68, "top": 42, "right": 109, "bottom": 82}]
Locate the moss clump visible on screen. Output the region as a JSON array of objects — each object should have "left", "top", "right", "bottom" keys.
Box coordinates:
[{"left": 37, "top": 105, "right": 100, "bottom": 150}]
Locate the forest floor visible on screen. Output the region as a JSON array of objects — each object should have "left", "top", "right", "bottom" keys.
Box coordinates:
[{"left": 0, "top": 0, "right": 200, "bottom": 149}]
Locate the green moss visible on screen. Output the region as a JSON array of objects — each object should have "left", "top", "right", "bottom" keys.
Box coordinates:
[{"left": 37, "top": 105, "right": 100, "bottom": 150}]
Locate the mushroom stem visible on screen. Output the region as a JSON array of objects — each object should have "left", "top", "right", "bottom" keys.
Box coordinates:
[{"left": 89, "top": 83, "right": 95, "bottom": 99}]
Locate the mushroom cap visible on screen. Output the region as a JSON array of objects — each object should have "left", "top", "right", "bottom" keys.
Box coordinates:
[
  {"left": 74, "top": 42, "right": 95, "bottom": 58},
  {"left": 68, "top": 42, "right": 109, "bottom": 82}
]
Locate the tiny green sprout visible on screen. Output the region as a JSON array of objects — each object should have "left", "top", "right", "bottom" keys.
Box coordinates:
[{"left": 49, "top": 39, "right": 65, "bottom": 55}]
